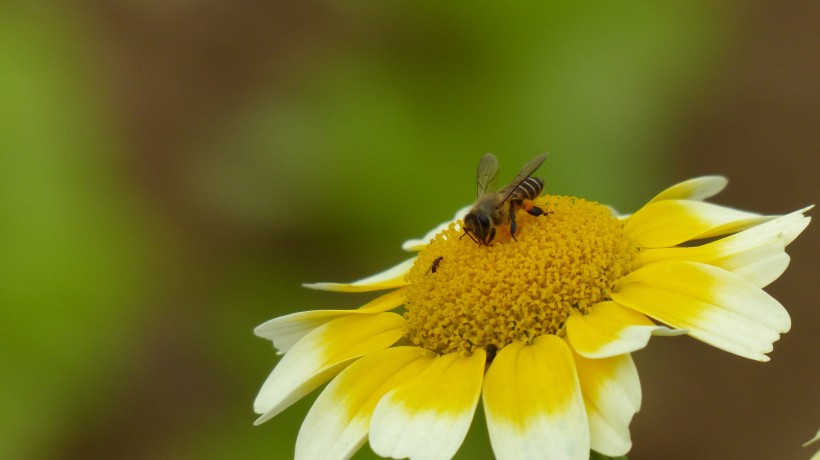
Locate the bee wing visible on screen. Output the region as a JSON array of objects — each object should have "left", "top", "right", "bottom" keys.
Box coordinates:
[
  {"left": 499, "top": 153, "right": 548, "bottom": 204},
  {"left": 476, "top": 153, "right": 500, "bottom": 198}
]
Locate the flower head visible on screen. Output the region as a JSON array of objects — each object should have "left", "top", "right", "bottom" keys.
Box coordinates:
[{"left": 254, "top": 175, "right": 810, "bottom": 460}]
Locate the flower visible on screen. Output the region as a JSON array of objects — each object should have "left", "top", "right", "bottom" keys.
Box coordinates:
[{"left": 253, "top": 176, "right": 811, "bottom": 460}]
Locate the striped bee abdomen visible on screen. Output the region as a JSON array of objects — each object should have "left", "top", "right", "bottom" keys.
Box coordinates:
[{"left": 510, "top": 177, "right": 544, "bottom": 201}]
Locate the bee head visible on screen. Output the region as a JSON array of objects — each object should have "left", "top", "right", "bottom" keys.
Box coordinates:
[{"left": 462, "top": 212, "right": 495, "bottom": 245}]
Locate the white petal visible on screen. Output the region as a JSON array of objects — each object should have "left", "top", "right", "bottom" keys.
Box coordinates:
[
  {"left": 255, "top": 310, "right": 350, "bottom": 355},
  {"left": 612, "top": 261, "right": 791, "bottom": 361},
  {"left": 566, "top": 301, "right": 686, "bottom": 359},
  {"left": 625, "top": 200, "right": 772, "bottom": 248},
  {"left": 804, "top": 428, "right": 820, "bottom": 447},
  {"left": 254, "top": 313, "right": 405, "bottom": 425},
  {"left": 647, "top": 176, "right": 728, "bottom": 204},
  {"left": 574, "top": 352, "right": 641, "bottom": 457},
  {"left": 295, "top": 347, "right": 435, "bottom": 460},
  {"left": 635, "top": 207, "right": 812, "bottom": 288},
  {"left": 369, "top": 350, "right": 485, "bottom": 460},
  {"left": 402, "top": 205, "right": 471, "bottom": 252},
  {"left": 303, "top": 258, "right": 415, "bottom": 292},
  {"left": 254, "top": 290, "right": 406, "bottom": 354},
  {"left": 604, "top": 204, "right": 626, "bottom": 218},
  {"left": 804, "top": 428, "right": 820, "bottom": 460},
  {"left": 483, "top": 336, "right": 589, "bottom": 460}
]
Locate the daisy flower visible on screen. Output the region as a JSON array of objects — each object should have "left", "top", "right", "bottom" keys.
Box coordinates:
[{"left": 253, "top": 174, "right": 810, "bottom": 460}]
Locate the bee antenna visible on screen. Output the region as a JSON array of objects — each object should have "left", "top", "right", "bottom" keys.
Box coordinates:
[{"left": 461, "top": 230, "right": 479, "bottom": 244}]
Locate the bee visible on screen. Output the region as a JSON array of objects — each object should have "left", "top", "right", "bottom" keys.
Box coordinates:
[{"left": 462, "top": 153, "right": 548, "bottom": 245}]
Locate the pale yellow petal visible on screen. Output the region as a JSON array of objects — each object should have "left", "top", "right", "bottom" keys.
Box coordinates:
[
  {"left": 295, "top": 347, "right": 435, "bottom": 460},
  {"left": 254, "top": 313, "right": 406, "bottom": 425},
  {"left": 612, "top": 261, "right": 790, "bottom": 361},
  {"left": 483, "top": 336, "right": 589, "bottom": 460},
  {"left": 357, "top": 288, "right": 407, "bottom": 312},
  {"left": 255, "top": 310, "right": 353, "bottom": 355},
  {"left": 566, "top": 301, "right": 685, "bottom": 359},
  {"left": 574, "top": 352, "right": 640, "bottom": 457},
  {"left": 402, "top": 205, "right": 471, "bottom": 252},
  {"left": 369, "top": 349, "right": 485, "bottom": 460},
  {"left": 255, "top": 289, "right": 405, "bottom": 354},
  {"left": 647, "top": 176, "right": 728, "bottom": 204},
  {"left": 625, "top": 200, "right": 772, "bottom": 248},
  {"left": 804, "top": 428, "right": 820, "bottom": 447},
  {"left": 804, "top": 429, "right": 820, "bottom": 460},
  {"left": 634, "top": 207, "right": 812, "bottom": 287},
  {"left": 303, "top": 258, "right": 415, "bottom": 292}
]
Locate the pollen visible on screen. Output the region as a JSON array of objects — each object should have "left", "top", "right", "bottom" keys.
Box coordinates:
[{"left": 404, "top": 195, "right": 638, "bottom": 355}]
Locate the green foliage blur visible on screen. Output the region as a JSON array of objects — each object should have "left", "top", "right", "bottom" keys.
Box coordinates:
[{"left": 0, "top": 2, "right": 765, "bottom": 459}]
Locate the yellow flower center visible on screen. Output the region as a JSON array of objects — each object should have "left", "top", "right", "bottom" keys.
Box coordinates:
[{"left": 403, "top": 195, "right": 638, "bottom": 355}]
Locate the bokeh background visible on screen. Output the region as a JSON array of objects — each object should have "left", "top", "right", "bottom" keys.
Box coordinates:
[{"left": 1, "top": 2, "right": 817, "bottom": 459}]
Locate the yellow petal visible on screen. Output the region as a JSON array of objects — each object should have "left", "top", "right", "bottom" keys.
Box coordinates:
[
  {"left": 574, "top": 351, "right": 640, "bottom": 457},
  {"left": 369, "top": 349, "right": 485, "bottom": 460},
  {"left": 566, "top": 301, "right": 685, "bottom": 359},
  {"left": 295, "top": 347, "right": 435, "bottom": 460},
  {"left": 625, "top": 200, "right": 772, "bottom": 248},
  {"left": 612, "top": 261, "right": 790, "bottom": 361},
  {"left": 647, "top": 176, "right": 728, "bottom": 204},
  {"left": 634, "top": 207, "right": 812, "bottom": 287},
  {"left": 254, "top": 313, "right": 406, "bottom": 425},
  {"left": 483, "top": 336, "right": 589, "bottom": 460},
  {"left": 255, "top": 289, "right": 406, "bottom": 354},
  {"left": 357, "top": 288, "right": 407, "bottom": 312},
  {"left": 303, "top": 258, "right": 415, "bottom": 292}
]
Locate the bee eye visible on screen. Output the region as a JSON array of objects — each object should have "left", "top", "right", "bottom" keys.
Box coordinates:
[
  {"left": 464, "top": 214, "right": 476, "bottom": 230},
  {"left": 478, "top": 214, "right": 491, "bottom": 230}
]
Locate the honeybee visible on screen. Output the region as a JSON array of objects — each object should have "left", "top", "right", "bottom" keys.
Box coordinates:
[{"left": 462, "top": 153, "right": 548, "bottom": 245}]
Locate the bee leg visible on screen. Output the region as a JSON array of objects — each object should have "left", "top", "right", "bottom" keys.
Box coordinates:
[
  {"left": 509, "top": 207, "right": 518, "bottom": 240},
  {"left": 527, "top": 206, "right": 545, "bottom": 216},
  {"left": 521, "top": 199, "right": 547, "bottom": 217}
]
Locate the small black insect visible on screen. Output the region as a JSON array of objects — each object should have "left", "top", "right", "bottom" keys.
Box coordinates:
[
  {"left": 485, "top": 344, "right": 498, "bottom": 364},
  {"left": 430, "top": 256, "right": 444, "bottom": 274}
]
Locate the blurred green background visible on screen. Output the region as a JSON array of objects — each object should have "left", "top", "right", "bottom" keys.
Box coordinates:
[{"left": 1, "top": 2, "right": 817, "bottom": 459}]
